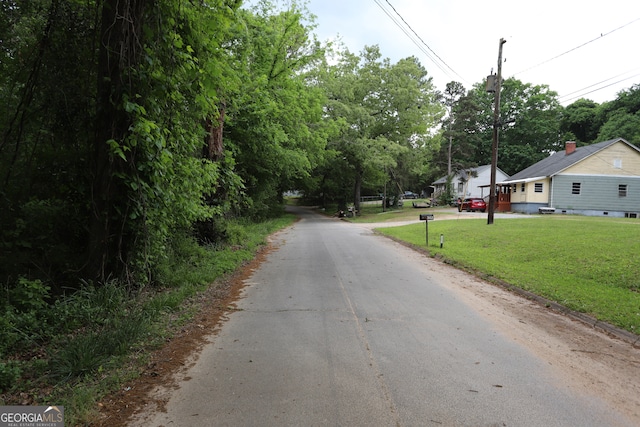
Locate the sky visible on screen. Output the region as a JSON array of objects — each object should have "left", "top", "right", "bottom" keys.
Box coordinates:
[{"left": 252, "top": 0, "right": 640, "bottom": 105}]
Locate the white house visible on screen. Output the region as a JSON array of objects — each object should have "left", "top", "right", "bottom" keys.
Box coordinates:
[{"left": 432, "top": 165, "right": 510, "bottom": 200}]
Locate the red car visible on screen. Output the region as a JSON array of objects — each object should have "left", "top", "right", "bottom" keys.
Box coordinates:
[{"left": 458, "top": 198, "right": 486, "bottom": 212}]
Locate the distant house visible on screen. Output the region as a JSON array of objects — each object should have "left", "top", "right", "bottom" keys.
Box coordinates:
[
  {"left": 500, "top": 138, "right": 640, "bottom": 217},
  {"left": 432, "top": 165, "right": 510, "bottom": 200}
]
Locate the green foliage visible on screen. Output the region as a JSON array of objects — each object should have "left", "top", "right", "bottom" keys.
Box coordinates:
[
  {"left": 0, "top": 362, "right": 22, "bottom": 392},
  {"left": 313, "top": 46, "right": 443, "bottom": 209},
  {"left": 596, "top": 109, "right": 640, "bottom": 144},
  {"left": 2, "top": 213, "right": 295, "bottom": 419},
  {"left": 560, "top": 98, "right": 600, "bottom": 143},
  {"left": 593, "top": 85, "right": 640, "bottom": 144},
  {"left": 463, "top": 78, "right": 562, "bottom": 175},
  {"left": 7, "top": 277, "right": 50, "bottom": 312},
  {"left": 224, "top": 3, "right": 329, "bottom": 218},
  {"left": 49, "top": 311, "right": 151, "bottom": 381},
  {"left": 0, "top": 278, "right": 52, "bottom": 358}
]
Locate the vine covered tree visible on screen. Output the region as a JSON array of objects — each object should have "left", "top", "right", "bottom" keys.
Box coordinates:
[{"left": 1, "top": 0, "right": 243, "bottom": 286}]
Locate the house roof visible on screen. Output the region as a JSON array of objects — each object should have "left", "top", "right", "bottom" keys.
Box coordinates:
[
  {"left": 505, "top": 137, "right": 638, "bottom": 182},
  {"left": 432, "top": 165, "right": 507, "bottom": 185}
]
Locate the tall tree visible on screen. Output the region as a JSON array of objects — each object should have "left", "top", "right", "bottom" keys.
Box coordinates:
[
  {"left": 464, "top": 78, "right": 562, "bottom": 175},
  {"left": 89, "top": 0, "right": 147, "bottom": 280},
  {"left": 441, "top": 81, "right": 466, "bottom": 175},
  {"left": 224, "top": 2, "right": 328, "bottom": 218},
  {"left": 1, "top": 0, "right": 242, "bottom": 286},
  {"left": 1, "top": 0, "right": 99, "bottom": 286},
  {"left": 595, "top": 84, "right": 640, "bottom": 144},
  {"left": 316, "top": 46, "right": 442, "bottom": 211},
  {"left": 560, "top": 98, "right": 600, "bottom": 144}
]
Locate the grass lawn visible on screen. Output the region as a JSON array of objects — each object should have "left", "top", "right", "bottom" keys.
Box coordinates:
[
  {"left": 346, "top": 199, "right": 453, "bottom": 223},
  {"left": 374, "top": 215, "right": 640, "bottom": 334}
]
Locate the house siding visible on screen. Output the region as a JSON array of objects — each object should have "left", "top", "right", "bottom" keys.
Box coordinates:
[
  {"left": 508, "top": 178, "right": 550, "bottom": 213},
  {"left": 552, "top": 175, "right": 640, "bottom": 215},
  {"left": 432, "top": 166, "right": 509, "bottom": 200},
  {"left": 562, "top": 142, "right": 640, "bottom": 176},
  {"left": 504, "top": 139, "right": 640, "bottom": 216}
]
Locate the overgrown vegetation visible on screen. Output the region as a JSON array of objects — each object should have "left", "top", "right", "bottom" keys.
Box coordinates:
[
  {"left": 376, "top": 216, "right": 640, "bottom": 333},
  {"left": 1, "top": 0, "right": 639, "bottom": 422},
  {"left": 0, "top": 214, "right": 295, "bottom": 425}
]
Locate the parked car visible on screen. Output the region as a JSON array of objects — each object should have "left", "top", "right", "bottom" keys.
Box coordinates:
[
  {"left": 403, "top": 191, "right": 418, "bottom": 199},
  {"left": 458, "top": 198, "right": 486, "bottom": 212}
]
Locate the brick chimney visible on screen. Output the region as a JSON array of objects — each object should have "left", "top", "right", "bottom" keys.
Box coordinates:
[{"left": 565, "top": 141, "right": 576, "bottom": 155}]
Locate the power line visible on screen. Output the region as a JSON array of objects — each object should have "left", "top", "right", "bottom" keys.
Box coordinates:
[
  {"left": 559, "top": 71, "right": 640, "bottom": 104},
  {"left": 514, "top": 17, "right": 640, "bottom": 76},
  {"left": 373, "top": 0, "right": 468, "bottom": 84},
  {"left": 372, "top": 0, "right": 448, "bottom": 76},
  {"left": 382, "top": 0, "right": 465, "bottom": 81},
  {"left": 558, "top": 67, "right": 640, "bottom": 100}
]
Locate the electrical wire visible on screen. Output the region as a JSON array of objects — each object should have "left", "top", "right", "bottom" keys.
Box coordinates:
[
  {"left": 558, "top": 67, "right": 640, "bottom": 100},
  {"left": 559, "top": 71, "right": 640, "bottom": 104},
  {"left": 514, "top": 17, "right": 640, "bottom": 76},
  {"left": 373, "top": 0, "right": 468, "bottom": 84},
  {"left": 382, "top": 0, "right": 466, "bottom": 82},
  {"left": 372, "top": 0, "right": 447, "bottom": 75},
  {"left": 370, "top": 1, "right": 638, "bottom": 102}
]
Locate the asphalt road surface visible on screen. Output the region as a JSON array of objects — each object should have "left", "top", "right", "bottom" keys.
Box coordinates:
[{"left": 140, "top": 206, "right": 635, "bottom": 426}]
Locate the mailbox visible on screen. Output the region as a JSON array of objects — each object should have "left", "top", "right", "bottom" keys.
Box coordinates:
[{"left": 419, "top": 214, "right": 434, "bottom": 221}]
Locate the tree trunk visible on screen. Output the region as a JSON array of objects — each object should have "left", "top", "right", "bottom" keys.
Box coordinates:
[
  {"left": 87, "top": 0, "right": 145, "bottom": 282},
  {"left": 354, "top": 173, "right": 362, "bottom": 213},
  {"left": 203, "top": 103, "right": 226, "bottom": 161}
]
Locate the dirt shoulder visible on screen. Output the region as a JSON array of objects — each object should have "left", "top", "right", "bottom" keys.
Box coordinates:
[
  {"left": 92, "top": 242, "right": 275, "bottom": 426},
  {"left": 414, "top": 250, "right": 640, "bottom": 424},
  {"left": 93, "top": 222, "right": 640, "bottom": 426}
]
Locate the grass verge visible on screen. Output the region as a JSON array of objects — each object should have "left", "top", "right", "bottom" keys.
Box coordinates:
[
  {"left": 0, "top": 213, "right": 296, "bottom": 426},
  {"left": 376, "top": 215, "right": 640, "bottom": 334}
]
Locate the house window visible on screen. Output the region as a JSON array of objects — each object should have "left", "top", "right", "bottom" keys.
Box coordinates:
[
  {"left": 572, "top": 182, "right": 581, "bottom": 195},
  {"left": 458, "top": 182, "right": 463, "bottom": 193},
  {"left": 521, "top": 183, "right": 525, "bottom": 192},
  {"left": 534, "top": 183, "right": 543, "bottom": 193},
  {"left": 614, "top": 159, "right": 622, "bottom": 169},
  {"left": 619, "top": 184, "right": 628, "bottom": 197}
]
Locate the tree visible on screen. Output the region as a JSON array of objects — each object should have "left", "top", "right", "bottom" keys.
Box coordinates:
[
  {"left": 223, "top": 2, "right": 328, "bottom": 218},
  {"left": 315, "top": 46, "right": 442, "bottom": 211},
  {"left": 560, "top": 98, "right": 600, "bottom": 144},
  {"left": 1, "top": 0, "right": 102, "bottom": 286},
  {"left": 441, "top": 81, "right": 466, "bottom": 175},
  {"left": 595, "top": 84, "right": 640, "bottom": 145},
  {"left": 463, "top": 78, "right": 562, "bottom": 175},
  {"left": 1, "top": 0, "right": 243, "bottom": 286},
  {"left": 597, "top": 109, "right": 640, "bottom": 144}
]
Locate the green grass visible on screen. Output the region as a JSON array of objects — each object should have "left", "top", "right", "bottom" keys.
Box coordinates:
[
  {"left": 344, "top": 198, "right": 450, "bottom": 223},
  {"left": 0, "top": 213, "right": 297, "bottom": 426},
  {"left": 376, "top": 216, "right": 640, "bottom": 334}
]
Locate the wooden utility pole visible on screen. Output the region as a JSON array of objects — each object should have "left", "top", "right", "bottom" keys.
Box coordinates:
[{"left": 488, "top": 38, "right": 506, "bottom": 225}]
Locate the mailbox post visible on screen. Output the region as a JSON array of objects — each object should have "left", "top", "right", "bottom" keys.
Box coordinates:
[{"left": 419, "top": 214, "right": 434, "bottom": 246}]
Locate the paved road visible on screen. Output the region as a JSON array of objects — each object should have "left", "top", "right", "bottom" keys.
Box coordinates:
[{"left": 142, "top": 206, "right": 633, "bottom": 426}]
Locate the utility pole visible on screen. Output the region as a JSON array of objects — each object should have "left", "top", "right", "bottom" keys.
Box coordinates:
[{"left": 488, "top": 38, "right": 506, "bottom": 225}]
